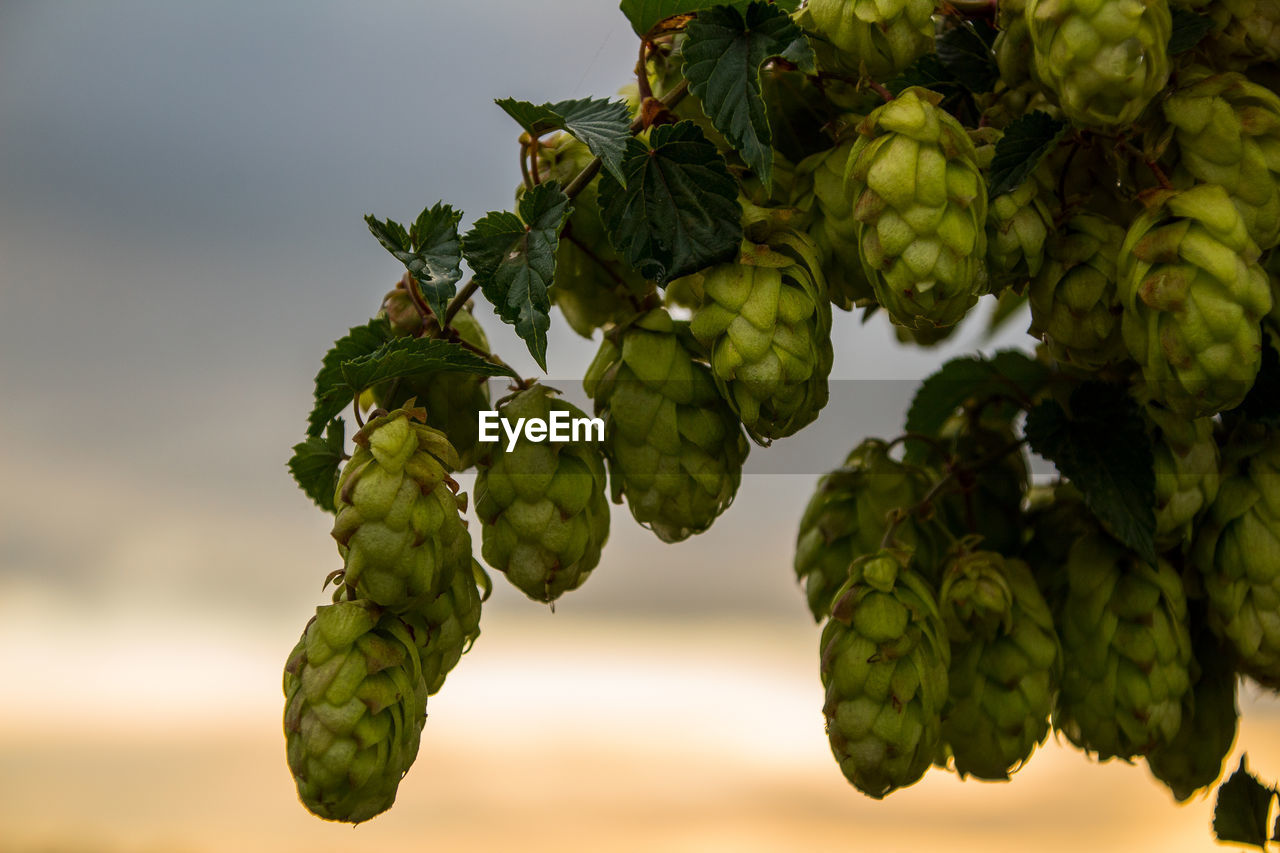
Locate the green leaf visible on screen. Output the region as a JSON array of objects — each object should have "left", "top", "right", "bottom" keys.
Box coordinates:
[
  {"left": 988, "top": 111, "right": 1068, "bottom": 200},
  {"left": 1214, "top": 757, "right": 1276, "bottom": 849},
  {"left": 340, "top": 336, "right": 516, "bottom": 395},
  {"left": 904, "top": 350, "right": 1048, "bottom": 460},
  {"left": 620, "top": 0, "right": 799, "bottom": 38},
  {"left": 598, "top": 121, "right": 742, "bottom": 282},
  {"left": 681, "top": 1, "right": 814, "bottom": 192},
  {"left": 1169, "top": 8, "right": 1216, "bottom": 55},
  {"left": 462, "top": 181, "right": 571, "bottom": 371},
  {"left": 365, "top": 202, "right": 464, "bottom": 321},
  {"left": 1024, "top": 383, "right": 1158, "bottom": 565},
  {"left": 935, "top": 22, "right": 1000, "bottom": 94},
  {"left": 1233, "top": 328, "right": 1280, "bottom": 423},
  {"left": 495, "top": 97, "right": 632, "bottom": 186},
  {"left": 886, "top": 53, "right": 964, "bottom": 97},
  {"left": 307, "top": 318, "right": 393, "bottom": 437},
  {"left": 288, "top": 418, "right": 345, "bottom": 513}
]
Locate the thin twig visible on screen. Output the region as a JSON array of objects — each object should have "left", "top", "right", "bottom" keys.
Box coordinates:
[
  {"left": 636, "top": 39, "right": 654, "bottom": 102},
  {"left": 352, "top": 394, "right": 365, "bottom": 429},
  {"left": 865, "top": 79, "right": 894, "bottom": 103},
  {"left": 519, "top": 140, "right": 534, "bottom": 191},
  {"left": 443, "top": 279, "right": 481, "bottom": 327}
]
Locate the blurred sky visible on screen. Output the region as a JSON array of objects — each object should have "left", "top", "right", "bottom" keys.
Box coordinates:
[{"left": 0, "top": 2, "right": 1271, "bottom": 851}]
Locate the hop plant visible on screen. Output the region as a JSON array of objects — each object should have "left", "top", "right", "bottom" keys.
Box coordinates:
[
  {"left": 793, "top": 131, "right": 876, "bottom": 309},
  {"left": 1028, "top": 214, "right": 1128, "bottom": 370},
  {"left": 373, "top": 298, "right": 492, "bottom": 470},
  {"left": 820, "top": 549, "right": 951, "bottom": 798},
  {"left": 1193, "top": 424, "right": 1280, "bottom": 686},
  {"left": 475, "top": 385, "right": 611, "bottom": 602},
  {"left": 331, "top": 408, "right": 472, "bottom": 612},
  {"left": 1118, "top": 184, "right": 1272, "bottom": 417},
  {"left": 401, "top": 559, "right": 489, "bottom": 696},
  {"left": 938, "top": 547, "right": 1061, "bottom": 780},
  {"left": 844, "top": 87, "right": 989, "bottom": 330},
  {"left": 584, "top": 308, "right": 749, "bottom": 543},
  {"left": 1162, "top": 69, "right": 1280, "bottom": 251},
  {"left": 971, "top": 127, "right": 1056, "bottom": 291},
  {"left": 797, "top": 0, "right": 936, "bottom": 81},
  {"left": 1026, "top": 0, "right": 1172, "bottom": 130},
  {"left": 688, "top": 224, "right": 834, "bottom": 442},
  {"left": 1051, "top": 527, "right": 1192, "bottom": 759},
  {"left": 1143, "top": 400, "right": 1220, "bottom": 552},
  {"left": 283, "top": 600, "right": 427, "bottom": 824},
  {"left": 795, "top": 438, "right": 949, "bottom": 621},
  {"left": 1204, "top": 0, "right": 1280, "bottom": 69},
  {"left": 936, "top": 417, "right": 1029, "bottom": 556}
]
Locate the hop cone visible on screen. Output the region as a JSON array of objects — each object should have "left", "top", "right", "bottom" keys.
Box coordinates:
[
  {"left": 584, "top": 308, "right": 749, "bottom": 543},
  {"left": 531, "top": 133, "right": 649, "bottom": 337},
  {"left": 1205, "top": 0, "right": 1280, "bottom": 68},
  {"left": 797, "top": 0, "right": 936, "bottom": 80},
  {"left": 1053, "top": 528, "right": 1192, "bottom": 759},
  {"left": 283, "top": 600, "right": 427, "bottom": 823},
  {"left": 972, "top": 127, "right": 1055, "bottom": 291},
  {"left": 1162, "top": 69, "right": 1280, "bottom": 251},
  {"left": 820, "top": 549, "right": 951, "bottom": 798},
  {"left": 1143, "top": 400, "right": 1220, "bottom": 552},
  {"left": 994, "top": 0, "right": 1036, "bottom": 86},
  {"left": 475, "top": 385, "right": 611, "bottom": 602},
  {"left": 1118, "top": 184, "right": 1272, "bottom": 417},
  {"left": 331, "top": 408, "right": 472, "bottom": 612},
  {"left": 845, "top": 87, "right": 988, "bottom": 331},
  {"left": 373, "top": 299, "right": 492, "bottom": 470},
  {"left": 1026, "top": 0, "right": 1172, "bottom": 129},
  {"left": 1193, "top": 424, "right": 1280, "bottom": 686},
  {"left": 795, "top": 438, "right": 949, "bottom": 621},
  {"left": 937, "top": 418, "right": 1029, "bottom": 556},
  {"left": 1028, "top": 214, "right": 1127, "bottom": 369},
  {"left": 402, "top": 559, "right": 488, "bottom": 696},
  {"left": 794, "top": 133, "right": 876, "bottom": 309},
  {"left": 938, "top": 548, "right": 1060, "bottom": 780},
  {"left": 689, "top": 227, "right": 833, "bottom": 442},
  {"left": 1145, "top": 614, "right": 1239, "bottom": 801}
]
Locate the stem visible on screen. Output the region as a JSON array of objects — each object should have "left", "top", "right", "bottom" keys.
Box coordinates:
[
  {"left": 449, "top": 330, "right": 530, "bottom": 390},
  {"left": 404, "top": 271, "right": 435, "bottom": 321},
  {"left": 564, "top": 225, "right": 627, "bottom": 288},
  {"left": 865, "top": 79, "right": 895, "bottom": 103},
  {"left": 352, "top": 394, "right": 365, "bottom": 429},
  {"left": 636, "top": 40, "right": 654, "bottom": 102},
  {"left": 443, "top": 279, "right": 481, "bottom": 326},
  {"left": 519, "top": 141, "right": 534, "bottom": 191}
]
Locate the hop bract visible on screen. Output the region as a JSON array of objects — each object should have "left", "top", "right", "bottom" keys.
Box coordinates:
[
  {"left": 797, "top": 0, "right": 935, "bottom": 80},
  {"left": 938, "top": 548, "right": 1060, "bottom": 781},
  {"left": 845, "top": 87, "right": 988, "bottom": 330},
  {"left": 1143, "top": 400, "right": 1220, "bottom": 552},
  {"left": 794, "top": 133, "right": 876, "bottom": 309},
  {"left": 1193, "top": 424, "right": 1280, "bottom": 687},
  {"left": 331, "top": 408, "right": 472, "bottom": 612},
  {"left": 1052, "top": 528, "right": 1192, "bottom": 759},
  {"left": 1026, "top": 0, "right": 1172, "bottom": 129},
  {"left": 1205, "top": 0, "right": 1280, "bottom": 69},
  {"left": 820, "top": 549, "right": 950, "bottom": 798},
  {"left": 1118, "top": 184, "right": 1271, "bottom": 417},
  {"left": 475, "top": 385, "right": 611, "bottom": 603},
  {"left": 401, "top": 558, "right": 488, "bottom": 696},
  {"left": 795, "top": 438, "right": 949, "bottom": 621},
  {"left": 584, "top": 308, "right": 749, "bottom": 543},
  {"left": 283, "top": 600, "right": 427, "bottom": 824},
  {"left": 971, "top": 127, "right": 1056, "bottom": 291},
  {"left": 689, "top": 227, "right": 834, "bottom": 442}
]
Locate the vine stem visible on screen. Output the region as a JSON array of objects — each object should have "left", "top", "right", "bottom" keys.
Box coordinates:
[
  {"left": 636, "top": 39, "right": 654, "bottom": 102},
  {"left": 443, "top": 279, "right": 481, "bottom": 326}
]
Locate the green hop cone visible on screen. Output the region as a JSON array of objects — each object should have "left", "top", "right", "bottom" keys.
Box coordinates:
[
  {"left": 938, "top": 547, "right": 1061, "bottom": 780},
  {"left": 1141, "top": 399, "right": 1220, "bottom": 552},
  {"left": 688, "top": 225, "right": 834, "bottom": 442},
  {"left": 372, "top": 303, "right": 492, "bottom": 470},
  {"left": 331, "top": 408, "right": 472, "bottom": 612},
  {"left": 794, "top": 132, "right": 876, "bottom": 309},
  {"left": 821, "top": 549, "right": 950, "bottom": 798},
  {"left": 529, "top": 132, "right": 650, "bottom": 337},
  {"left": 475, "top": 385, "right": 611, "bottom": 603},
  {"left": 1028, "top": 213, "right": 1128, "bottom": 370},
  {"left": 845, "top": 87, "right": 989, "bottom": 331},
  {"left": 1193, "top": 423, "right": 1280, "bottom": 686},
  {"left": 1053, "top": 528, "right": 1192, "bottom": 759},
  {"left": 1118, "top": 184, "right": 1272, "bottom": 417},
  {"left": 401, "top": 559, "right": 489, "bottom": 696},
  {"left": 937, "top": 417, "right": 1029, "bottom": 556},
  {"left": 1026, "top": 0, "right": 1172, "bottom": 130},
  {"left": 795, "top": 438, "right": 950, "bottom": 621},
  {"left": 1145, "top": 614, "right": 1240, "bottom": 802},
  {"left": 283, "top": 600, "right": 427, "bottom": 824},
  {"left": 994, "top": 0, "right": 1036, "bottom": 86},
  {"left": 1205, "top": 0, "right": 1280, "bottom": 69},
  {"left": 797, "top": 0, "right": 936, "bottom": 81},
  {"left": 972, "top": 127, "right": 1056, "bottom": 291},
  {"left": 1162, "top": 69, "right": 1280, "bottom": 251},
  {"left": 584, "top": 308, "right": 749, "bottom": 543}
]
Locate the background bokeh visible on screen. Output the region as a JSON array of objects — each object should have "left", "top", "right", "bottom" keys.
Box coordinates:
[{"left": 0, "top": 2, "right": 1275, "bottom": 850}]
